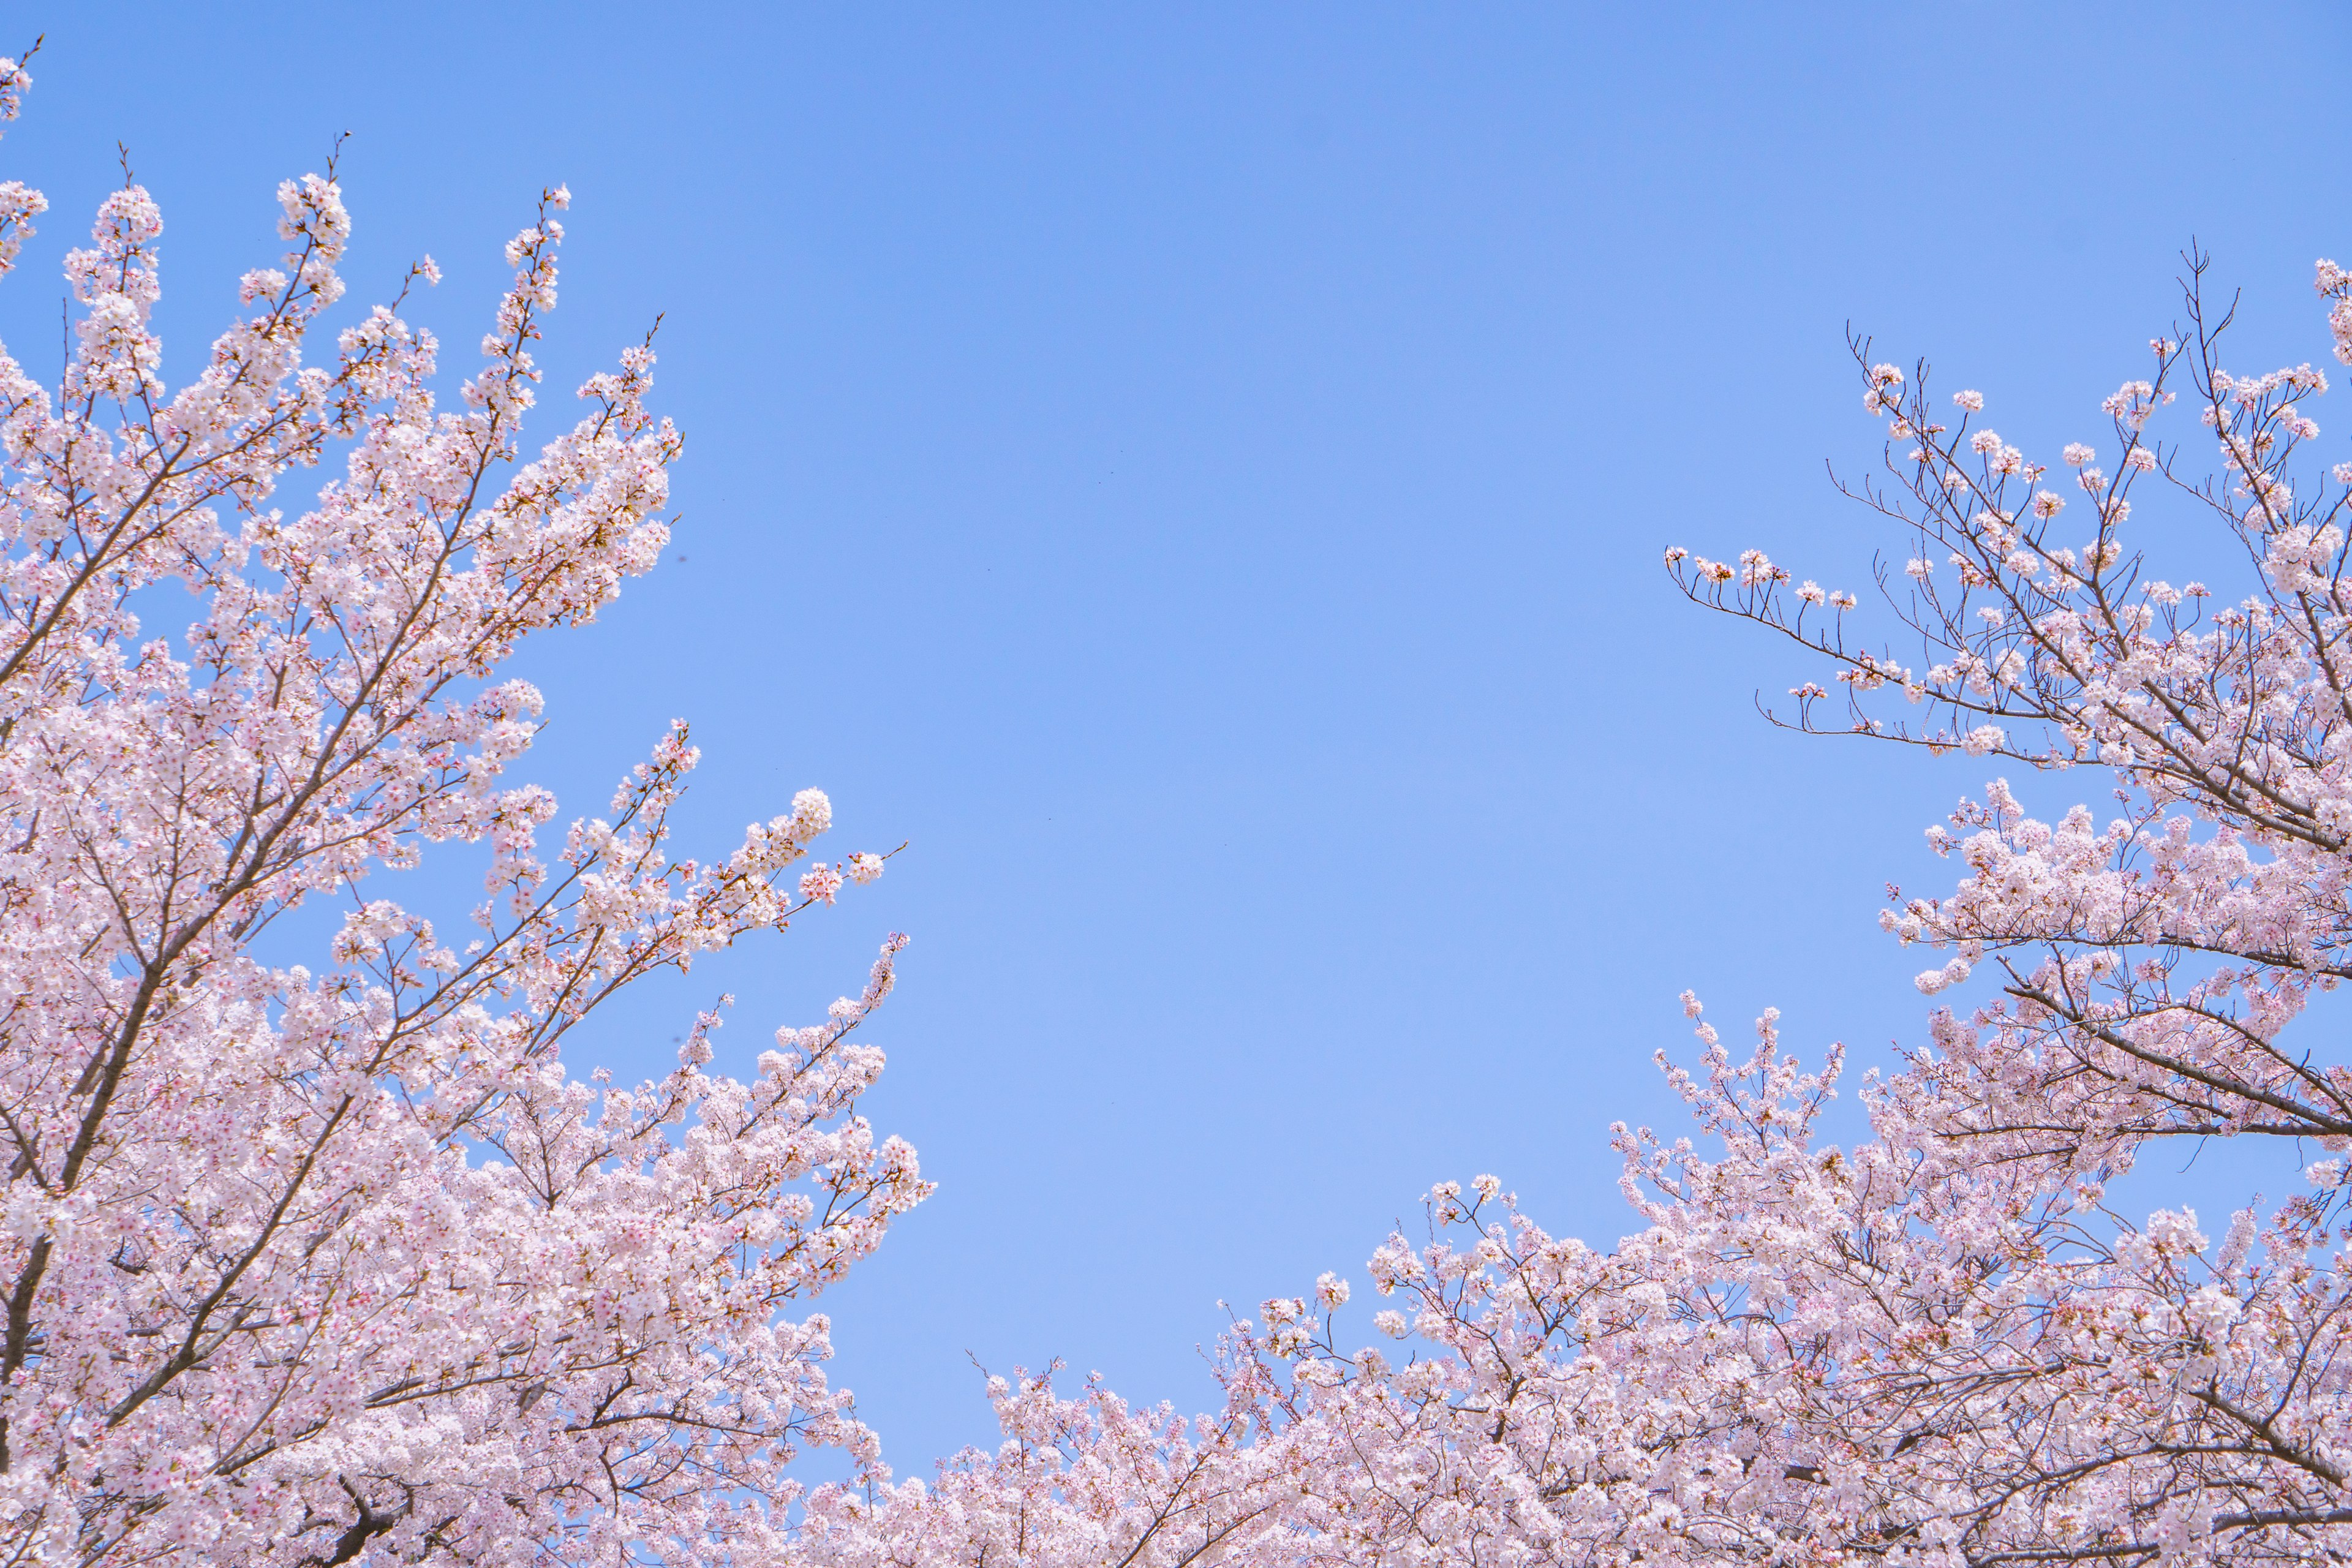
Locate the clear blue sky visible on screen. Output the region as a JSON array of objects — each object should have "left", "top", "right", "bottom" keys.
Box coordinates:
[{"left": 23, "top": 4, "right": 2352, "bottom": 1472}]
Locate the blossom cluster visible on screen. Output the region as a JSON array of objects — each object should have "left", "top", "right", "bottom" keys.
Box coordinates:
[
  {"left": 798, "top": 256, "right": 2352, "bottom": 1562},
  {"left": 0, "top": 62, "right": 914, "bottom": 1568}
]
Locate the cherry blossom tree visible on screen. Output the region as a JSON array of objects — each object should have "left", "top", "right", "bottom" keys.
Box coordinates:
[
  {"left": 15, "top": 31, "right": 2352, "bottom": 1567},
  {"left": 803, "top": 262, "right": 2352, "bottom": 1566},
  {"left": 0, "top": 53, "right": 922, "bottom": 1568}
]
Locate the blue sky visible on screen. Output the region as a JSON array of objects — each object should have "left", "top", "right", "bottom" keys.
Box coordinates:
[{"left": 21, "top": 4, "right": 2352, "bottom": 1471}]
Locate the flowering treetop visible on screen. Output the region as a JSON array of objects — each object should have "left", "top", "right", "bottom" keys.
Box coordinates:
[
  {"left": 0, "top": 51, "right": 919, "bottom": 1568},
  {"left": 801, "top": 262, "right": 2352, "bottom": 1565}
]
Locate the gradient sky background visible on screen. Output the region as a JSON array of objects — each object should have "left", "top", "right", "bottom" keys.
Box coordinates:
[{"left": 17, "top": 3, "right": 2352, "bottom": 1473}]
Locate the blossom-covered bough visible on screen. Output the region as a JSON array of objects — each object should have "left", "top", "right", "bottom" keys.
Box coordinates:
[
  {"left": 0, "top": 54, "right": 921, "bottom": 1567},
  {"left": 801, "top": 259, "right": 2352, "bottom": 1566}
]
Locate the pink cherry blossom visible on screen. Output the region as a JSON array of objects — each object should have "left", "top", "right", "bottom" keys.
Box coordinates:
[
  {"left": 816, "top": 252, "right": 2352, "bottom": 1566},
  {"left": 13, "top": 43, "right": 2352, "bottom": 1568},
  {"left": 0, "top": 64, "right": 915, "bottom": 1567}
]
